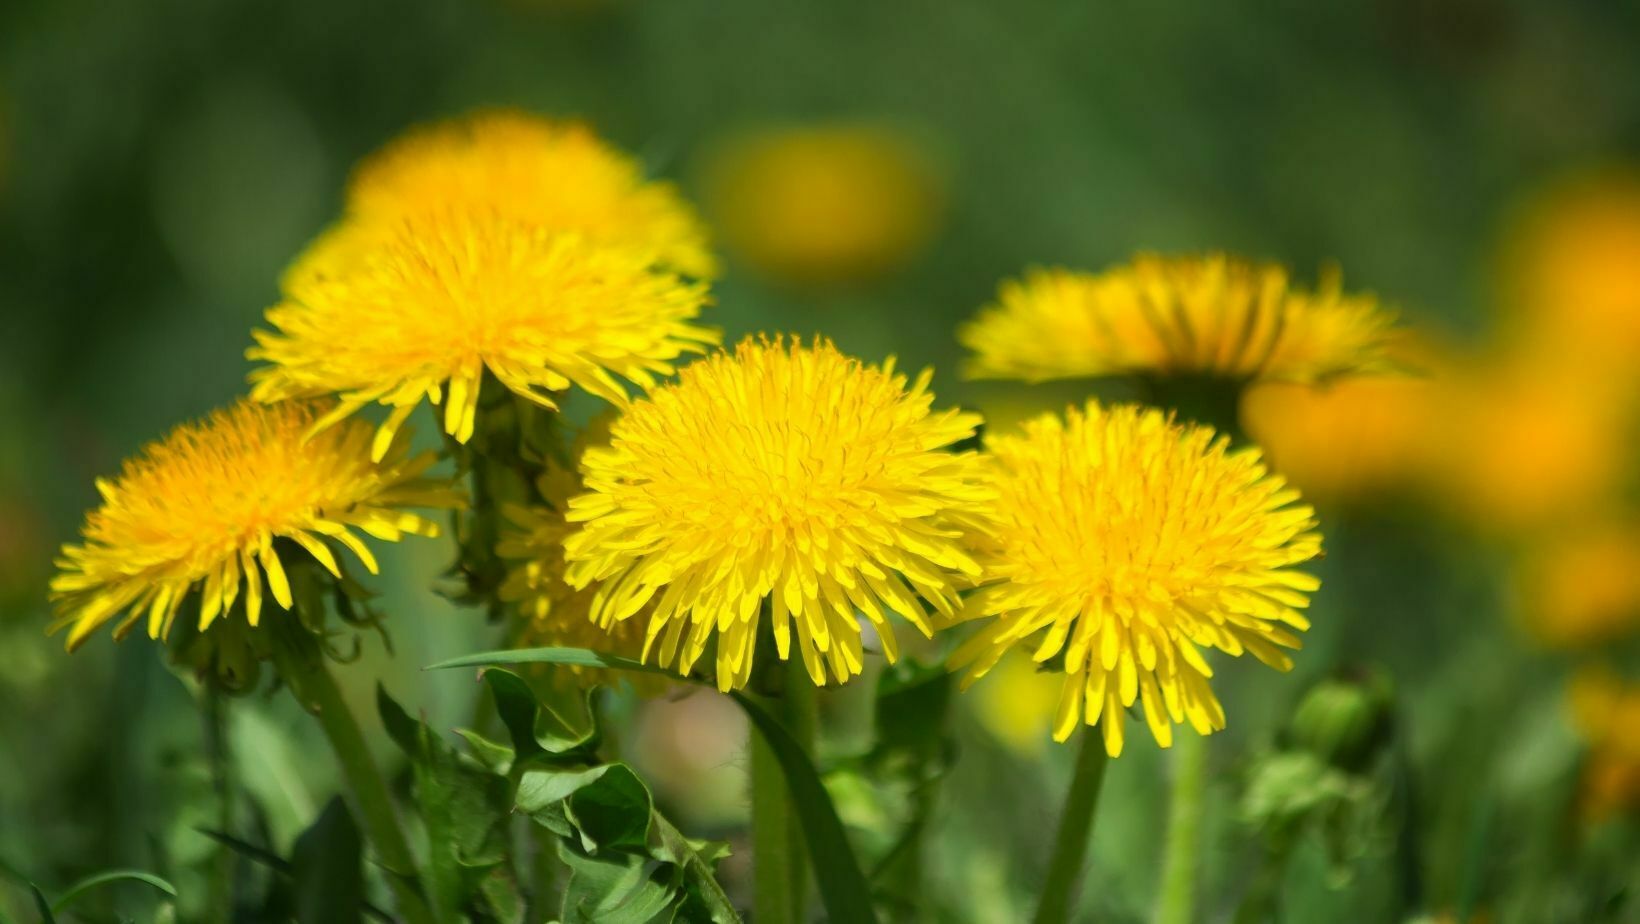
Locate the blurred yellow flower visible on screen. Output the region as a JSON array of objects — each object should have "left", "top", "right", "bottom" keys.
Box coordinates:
[
  {"left": 564, "top": 336, "right": 989, "bottom": 692},
  {"left": 702, "top": 123, "right": 944, "bottom": 284},
  {"left": 345, "top": 108, "right": 716, "bottom": 278},
  {"left": 1568, "top": 670, "right": 1640, "bottom": 821},
  {"left": 50, "top": 400, "right": 460, "bottom": 651},
  {"left": 249, "top": 208, "right": 715, "bottom": 454},
  {"left": 1501, "top": 170, "right": 1640, "bottom": 365},
  {"left": 497, "top": 423, "right": 664, "bottom": 695},
  {"left": 951, "top": 401, "right": 1322, "bottom": 757},
  {"left": 1516, "top": 526, "right": 1640, "bottom": 649},
  {"left": 970, "top": 652, "right": 1061, "bottom": 756},
  {"left": 1425, "top": 357, "right": 1628, "bottom": 533},
  {"left": 961, "top": 254, "right": 1398, "bottom": 386},
  {"left": 1242, "top": 334, "right": 1438, "bottom": 503}
]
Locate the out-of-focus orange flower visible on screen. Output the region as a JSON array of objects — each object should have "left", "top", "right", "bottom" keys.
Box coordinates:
[
  {"left": 702, "top": 123, "right": 944, "bottom": 285},
  {"left": 1516, "top": 525, "right": 1640, "bottom": 649},
  {"left": 1500, "top": 170, "right": 1640, "bottom": 368},
  {"left": 1423, "top": 355, "right": 1630, "bottom": 533},
  {"left": 1242, "top": 334, "right": 1439, "bottom": 504},
  {"left": 1568, "top": 670, "right": 1640, "bottom": 822}
]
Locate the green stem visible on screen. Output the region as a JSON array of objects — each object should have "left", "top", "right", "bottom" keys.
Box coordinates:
[
  {"left": 752, "top": 656, "right": 818, "bottom": 924},
  {"left": 1156, "top": 733, "right": 1208, "bottom": 924},
  {"left": 202, "top": 689, "right": 236, "bottom": 921},
  {"left": 271, "top": 623, "right": 438, "bottom": 924},
  {"left": 1033, "top": 727, "right": 1111, "bottom": 924}
]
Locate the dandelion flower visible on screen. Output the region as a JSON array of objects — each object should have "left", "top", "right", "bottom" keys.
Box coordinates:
[
  {"left": 563, "top": 336, "right": 989, "bottom": 692},
  {"left": 961, "top": 253, "right": 1397, "bottom": 385},
  {"left": 1502, "top": 170, "right": 1640, "bottom": 364},
  {"left": 249, "top": 208, "right": 716, "bottom": 455},
  {"left": 702, "top": 123, "right": 944, "bottom": 283},
  {"left": 497, "top": 430, "right": 663, "bottom": 694},
  {"left": 1568, "top": 670, "right": 1640, "bottom": 821},
  {"left": 345, "top": 108, "right": 716, "bottom": 279},
  {"left": 50, "top": 399, "right": 461, "bottom": 651},
  {"left": 1516, "top": 526, "right": 1640, "bottom": 649},
  {"left": 1242, "top": 333, "right": 1440, "bottom": 502},
  {"left": 951, "top": 401, "right": 1323, "bottom": 757}
]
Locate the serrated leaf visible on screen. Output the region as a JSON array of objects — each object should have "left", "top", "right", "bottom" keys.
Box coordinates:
[
  {"left": 454, "top": 728, "right": 516, "bottom": 775},
  {"left": 565, "top": 765, "right": 653, "bottom": 854},
  {"left": 482, "top": 668, "right": 601, "bottom": 759},
  {"left": 291, "top": 797, "right": 363, "bottom": 924},
  {"left": 379, "top": 685, "right": 517, "bottom": 920},
  {"left": 557, "top": 845, "right": 679, "bottom": 924}
]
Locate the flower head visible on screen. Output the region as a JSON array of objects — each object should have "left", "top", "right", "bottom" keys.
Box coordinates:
[
  {"left": 497, "top": 424, "right": 664, "bottom": 695},
  {"left": 50, "top": 399, "right": 461, "bottom": 650},
  {"left": 961, "top": 254, "right": 1397, "bottom": 385},
  {"left": 249, "top": 208, "right": 716, "bottom": 455},
  {"left": 346, "top": 109, "right": 716, "bottom": 278},
  {"left": 1569, "top": 669, "right": 1640, "bottom": 821},
  {"left": 702, "top": 122, "right": 944, "bottom": 283},
  {"left": 951, "top": 401, "right": 1323, "bottom": 756},
  {"left": 564, "top": 336, "right": 989, "bottom": 692}
]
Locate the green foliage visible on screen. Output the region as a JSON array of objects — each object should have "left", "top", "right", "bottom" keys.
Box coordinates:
[
  {"left": 378, "top": 686, "right": 521, "bottom": 922},
  {"left": 291, "top": 798, "right": 364, "bottom": 924}
]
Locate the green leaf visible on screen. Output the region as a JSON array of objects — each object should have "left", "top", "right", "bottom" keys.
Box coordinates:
[
  {"left": 517, "top": 763, "right": 652, "bottom": 853},
  {"left": 557, "top": 845, "right": 679, "bottom": 924},
  {"left": 30, "top": 885, "right": 54, "bottom": 924},
  {"left": 426, "top": 646, "right": 680, "bottom": 679},
  {"left": 196, "top": 829, "right": 394, "bottom": 923},
  {"left": 379, "top": 685, "right": 520, "bottom": 920},
  {"left": 482, "top": 668, "right": 601, "bottom": 759},
  {"left": 50, "top": 870, "right": 177, "bottom": 913},
  {"left": 291, "top": 797, "right": 363, "bottom": 924},
  {"left": 651, "top": 814, "right": 739, "bottom": 924},
  {"left": 731, "top": 692, "right": 881, "bottom": 924},
  {"left": 454, "top": 728, "right": 516, "bottom": 775},
  {"left": 565, "top": 765, "right": 654, "bottom": 854}
]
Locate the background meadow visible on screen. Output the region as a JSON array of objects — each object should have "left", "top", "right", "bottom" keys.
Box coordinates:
[{"left": 3, "top": 1, "right": 1640, "bottom": 920}]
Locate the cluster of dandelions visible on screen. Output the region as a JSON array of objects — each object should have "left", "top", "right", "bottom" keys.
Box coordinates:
[{"left": 51, "top": 108, "right": 1405, "bottom": 763}]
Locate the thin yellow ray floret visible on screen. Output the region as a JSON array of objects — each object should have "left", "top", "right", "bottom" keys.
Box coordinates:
[
  {"left": 563, "top": 336, "right": 990, "bottom": 692},
  {"left": 50, "top": 399, "right": 462, "bottom": 650},
  {"left": 950, "top": 401, "right": 1322, "bottom": 757},
  {"left": 961, "top": 253, "right": 1397, "bottom": 385},
  {"left": 248, "top": 208, "right": 716, "bottom": 454}
]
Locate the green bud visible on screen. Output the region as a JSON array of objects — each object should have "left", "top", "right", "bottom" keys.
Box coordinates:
[{"left": 1287, "top": 668, "right": 1396, "bottom": 773}]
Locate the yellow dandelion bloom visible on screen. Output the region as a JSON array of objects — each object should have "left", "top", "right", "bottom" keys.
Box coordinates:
[
  {"left": 702, "top": 123, "right": 944, "bottom": 284},
  {"left": 1516, "top": 526, "right": 1640, "bottom": 649},
  {"left": 1501, "top": 170, "right": 1640, "bottom": 364},
  {"left": 1242, "top": 333, "right": 1440, "bottom": 503},
  {"left": 563, "top": 336, "right": 989, "bottom": 692},
  {"left": 960, "top": 253, "right": 1397, "bottom": 385},
  {"left": 248, "top": 208, "right": 716, "bottom": 455},
  {"left": 951, "top": 401, "right": 1323, "bottom": 757},
  {"left": 50, "top": 399, "right": 461, "bottom": 651},
  {"left": 1425, "top": 356, "right": 1628, "bottom": 532},
  {"left": 347, "top": 108, "right": 716, "bottom": 279},
  {"left": 1568, "top": 670, "right": 1640, "bottom": 821},
  {"left": 497, "top": 430, "right": 663, "bottom": 695}
]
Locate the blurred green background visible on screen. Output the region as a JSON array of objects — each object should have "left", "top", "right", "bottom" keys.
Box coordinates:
[{"left": 3, "top": 1, "right": 1640, "bottom": 920}]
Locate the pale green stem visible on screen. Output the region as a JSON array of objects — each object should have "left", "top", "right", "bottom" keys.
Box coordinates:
[
  {"left": 1156, "top": 733, "right": 1208, "bottom": 924},
  {"left": 1033, "top": 728, "right": 1111, "bottom": 924},
  {"left": 272, "top": 624, "right": 438, "bottom": 924},
  {"left": 752, "top": 657, "right": 818, "bottom": 923}
]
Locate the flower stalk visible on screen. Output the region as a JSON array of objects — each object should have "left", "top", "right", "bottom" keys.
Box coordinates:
[
  {"left": 1156, "top": 733, "right": 1208, "bottom": 924},
  {"left": 1033, "top": 726, "right": 1111, "bottom": 924},
  {"left": 269, "top": 618, "right": 437, "bottom": 924},
  {"left": 751, "top": 647, "right": 819, "bottom": 924}
]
